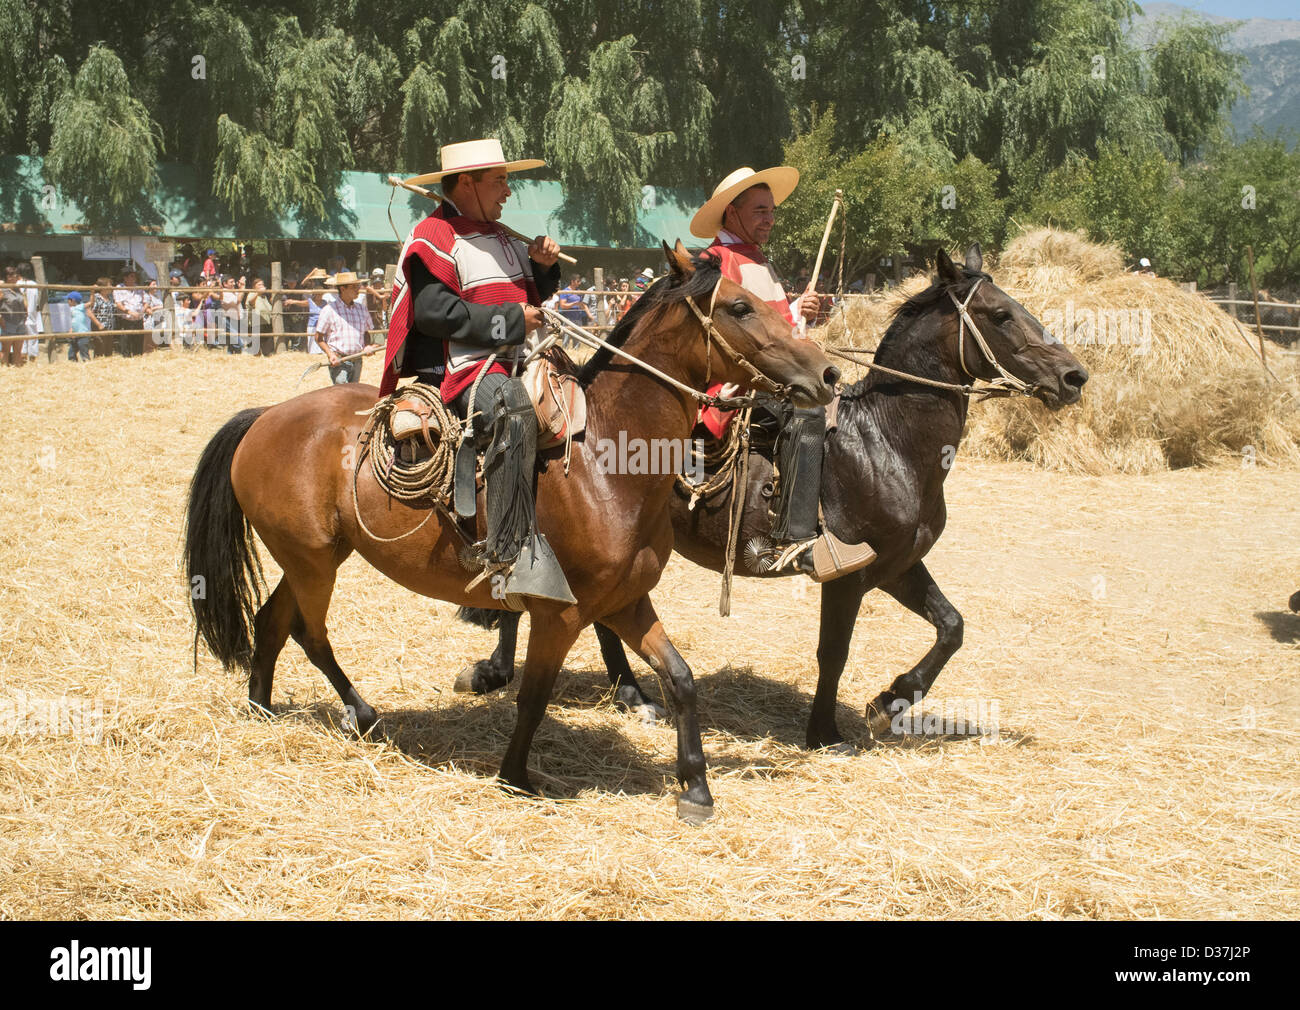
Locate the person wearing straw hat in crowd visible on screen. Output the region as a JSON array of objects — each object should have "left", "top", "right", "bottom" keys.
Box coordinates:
[
  {"left": 690, "top": 165, "right": 826, "bottom": 564},
  {"left": 313, "top": 271, "right": 379, "bottom": 383},
  {"left": 300, "top": 267, "right": 329, "bottom": 353},
  {"left": 366, "top": 267, "right": 388, "bottom": 327},
  {"left": 379, "top": 137, "right": 572, "bottom": 607}
]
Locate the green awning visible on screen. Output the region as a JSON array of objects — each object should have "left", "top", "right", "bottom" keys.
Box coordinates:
[{"left": 0, "top": 156, "right": 706, "bottom": 249}]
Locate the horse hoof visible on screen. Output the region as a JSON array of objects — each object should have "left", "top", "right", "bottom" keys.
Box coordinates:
[
  {"left": 246, "top": 698, "right": 275, "bottom": 720},
  {"left": 676, "top": 797, "right": 714, "bottom": 825},
  {"left": 821, "top": 740, "right": 860, "bottom": 756},
  {"left": 866, "top": 693, "right": 897, "bottom": 737},
  {"left": 499, "top": 776, "right": 538, "bottom": 799},
  {"left": 454, "top": 660, "right": 511, "bottom": 695},
  {"left": 634, "top": 703, "right": 667, "bottom": 725},
  {"left": 342, "top": 704, "right": 382, "bottom": 740}
]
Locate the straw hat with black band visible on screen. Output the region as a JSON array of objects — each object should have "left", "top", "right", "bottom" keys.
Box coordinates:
[
  {"left": 689, "top": 165, "right": 800, "bottom": 240},
  {"left": 402, "top": 139, "right": 544, "bottom": 188}
]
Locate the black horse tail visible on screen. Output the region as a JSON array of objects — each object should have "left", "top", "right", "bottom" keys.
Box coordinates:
[
  {"left": 456, "top": 606, "right": 502, "bottom": 630},
  {"left": 184, "top": 407, "right": 268, "bottom": 676}
]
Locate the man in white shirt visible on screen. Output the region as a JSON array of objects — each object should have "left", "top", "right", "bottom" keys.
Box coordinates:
[
  {"left": 313, "top": 271, "right": 379, "bottom": 383},
  {"left": 113, "top": 266, "right": 146, "bottom": 356}
]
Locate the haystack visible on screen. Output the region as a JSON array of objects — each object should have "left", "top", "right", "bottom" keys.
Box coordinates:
[{"left": 824, "top": 228, "right": 1300, "bottom": 473}]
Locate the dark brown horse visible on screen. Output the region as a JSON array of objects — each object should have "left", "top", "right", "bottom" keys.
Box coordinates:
[
  {"left": 183, "top": 243, "right": 838, "bottom": 821},
  {"left": 460, "top": 245, "right": 1088, "bottom": 748}
]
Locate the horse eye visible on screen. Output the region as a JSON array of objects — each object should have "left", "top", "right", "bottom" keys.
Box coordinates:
[
  {"left": 995, "top": 311, "right": 1013, "bottom": 326},
  {"left": 730, "top": 300, "right": 752, "bottom": 316}
]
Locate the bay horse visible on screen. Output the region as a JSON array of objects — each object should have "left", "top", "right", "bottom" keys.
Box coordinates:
[
  {"left": 459, "top": 245, "right": 1088, "bottom": 748},
  {"left": 183, "top": 242, "right": 837, "bottom": 821}
]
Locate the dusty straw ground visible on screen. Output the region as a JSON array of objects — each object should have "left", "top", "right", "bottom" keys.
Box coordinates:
[{"left": 1, "top": 349, "right": 1297, "bottom": 919}]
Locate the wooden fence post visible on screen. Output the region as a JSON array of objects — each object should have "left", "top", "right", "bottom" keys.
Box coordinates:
[
  {"left": 272, "top": 262, "right": 286, "bottom": 355},
  {"left": 151, "top": 260, "right": 168, "bottom": 351},
  {"left": 1246, "top": 245, "right": 1268, "bottom": 371},
  {"left": 593, "top": 267, "right": 604, "bottom": 326}
]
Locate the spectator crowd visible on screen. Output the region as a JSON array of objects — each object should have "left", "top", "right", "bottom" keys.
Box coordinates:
[{"left": 2, "top": 242, "right": 866, "bottom": 373}]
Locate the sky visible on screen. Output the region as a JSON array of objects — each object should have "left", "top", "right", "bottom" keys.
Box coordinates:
[{"left": 1156, "top": 1, "right": 1298, "bottom": 17}]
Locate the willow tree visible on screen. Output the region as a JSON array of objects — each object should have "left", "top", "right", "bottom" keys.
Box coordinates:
[
  {"left": 396, "top": 2, "right": 565, "bottom": 176},
  {"left": 544, "top": 36, "right": 688, "bottom": 242},
  {"left": 211, "top": 19, "right": 353, "bottom": 225},
  {"left": 43, "top": 45, "right": 162, "bottom": 232},
  {"left": 1148, "top": 18, "right": 1246, "bottom": 163}
]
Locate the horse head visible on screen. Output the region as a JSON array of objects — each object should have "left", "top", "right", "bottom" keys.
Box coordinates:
[
  {"left": 936, "top": 244, "right": 1088, "bottom": 408},
  {"left": 663, "top": 241, "right": 838, "bottom": 408}
]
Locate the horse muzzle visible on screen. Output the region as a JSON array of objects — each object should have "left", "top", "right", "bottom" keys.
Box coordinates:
[{"left": 787, "top": 364, "right": 840, "bottom": 408}]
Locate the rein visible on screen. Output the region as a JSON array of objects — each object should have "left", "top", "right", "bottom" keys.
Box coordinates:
[
  {"left": 827, "top": 277, "right": 1037, "bottom": 401},
  {"left": 540, "top": 273, "right": 788, "bottom": 410}
]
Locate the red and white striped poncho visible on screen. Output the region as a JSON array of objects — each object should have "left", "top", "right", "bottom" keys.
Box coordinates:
[
  {"left": 698, "top": 229, "right": 802, "bottom": 438},
  {"left": 379, "top": 199, "right": 540, "bottom": 401}
]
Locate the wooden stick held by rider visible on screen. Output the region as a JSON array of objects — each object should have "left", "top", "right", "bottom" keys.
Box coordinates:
[
  {"left": 798, "top": 189, "right": 843, "bottom": 337},
  {"left": 386, "top": 175, "right": 577, "bottom": 265}
]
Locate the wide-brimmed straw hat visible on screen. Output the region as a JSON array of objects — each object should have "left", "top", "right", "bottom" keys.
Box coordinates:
[
  {"left": 326, "top": 271, "right": 362, "bottom": 287},
  {"left": 403, "top": 139, "right": 545, "bottom": 187},
  {"left": 689, "top": 165, "right": 799, "bottom": 239}
]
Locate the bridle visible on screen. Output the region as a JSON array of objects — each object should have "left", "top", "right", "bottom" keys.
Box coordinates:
[
  {"left": 948, "top": 277, "right": 1035, "bottom": 396},
  {"left": 540, "top": 269, "right": 796, "bottom": 411},
  {"left": 681, "top": 274, "right": 791, "bottom": 404},
  {"left": 829, "top": 276, "right": 1039, "bottom": 401}
]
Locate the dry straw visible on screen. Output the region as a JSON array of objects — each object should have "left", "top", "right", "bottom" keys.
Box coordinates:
[
  {"left": 826, "top": 228, "right": 1300, "bottom": 473},
  {"left": 0, "top": 327, "right": 1296, "bottom": 921}
]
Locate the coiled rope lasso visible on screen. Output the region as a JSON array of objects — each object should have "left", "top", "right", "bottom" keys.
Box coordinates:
[{"left": 351, "top": 383, "right": 463, "bottom": 543}]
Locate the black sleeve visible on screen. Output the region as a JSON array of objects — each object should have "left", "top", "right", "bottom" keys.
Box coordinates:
[
  {"left": 532, "top": 259, "right": 562, "bottom": 301},
  {"left": 409, "top": 256, "right": 526, "bottom": 349}
]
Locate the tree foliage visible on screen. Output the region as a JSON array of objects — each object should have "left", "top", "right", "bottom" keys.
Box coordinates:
[
  {"left": 1, "top": 0, "right": 1277, "bottom": 283},
  {"left": 43, "top": 45, "right": 162, "bottom": 231}
]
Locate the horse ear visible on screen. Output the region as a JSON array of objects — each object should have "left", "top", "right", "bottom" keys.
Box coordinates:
[
  {"left": 665, "top": 240, "right": 695, "bottom": 278},
  {"left": 964, "top": 243, "right": 983, "bottom": 273},
  {"left": 935, "top": 247, "right": 961, "bottom": 284}
]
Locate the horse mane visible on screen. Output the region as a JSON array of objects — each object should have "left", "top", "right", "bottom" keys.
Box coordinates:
[
  {"left": 576, "top": 254, "right": 722, "bottom": 387},
  {"left": 839, "top": 265, "right": 992, "bottom": 397}
]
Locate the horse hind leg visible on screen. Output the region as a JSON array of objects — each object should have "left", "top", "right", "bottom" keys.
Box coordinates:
[
  {"left": 807, "top": 573, "right": 869, "bottom": 752},
  {"left": 866, "top": 561, "right": 963, "bottom": 738},
  {"left": 248, "top": 577, "right": 298, "bottom": 715},
  {"left": 454, "top": 609, "right": 521, "bottom": 694},
  {"left": 593, "top": 622, "right": 666, "bottom": 722},
  {"left": 282, "top": 557, "right": 381, "bottom": 738}
]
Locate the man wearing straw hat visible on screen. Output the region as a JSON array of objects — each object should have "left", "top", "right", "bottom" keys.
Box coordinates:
[
  {"left": 380, "top": 137, "right": 572, "bottom": 606},
  {"left": 313, "top": 271, "right": 380, "bottom": 383},
  {"left": 690, "top": 166, "right": 825, "bottom": 559}
]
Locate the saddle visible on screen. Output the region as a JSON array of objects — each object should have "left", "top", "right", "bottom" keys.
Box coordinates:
[
  {"left": 389, "top": 348, "right": 586, "bottom": 453},
  {"left": 524, "top": 346, "right": 586, "bottom": 450},
  {"left": 695, "top": 395, "right": 876, "bottom": 583}
]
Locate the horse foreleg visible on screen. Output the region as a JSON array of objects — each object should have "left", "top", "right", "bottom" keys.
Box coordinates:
[
  {"left": 248, "top": 577, "right": 298, "bottom": 714},
  {"left": 498, "top": 609, "right": 580, "bottom": 796},
  {"left": 602, "top": 596, "right": 713, "bottom": 823},
  {"left": 807, "top": 574, "right": 869, "bottom": 752},
  {"left": 455, "top": 610, "right": 521, "bottom": 694},
  {"left": 866, "top": 561, "right": 963, "bottom": 738},
  {"left": 284, "top": 561, "right": 380, "bottom": 738},
  {"left": 593, "top": 622, "right": 666, "bottom": 721}
]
